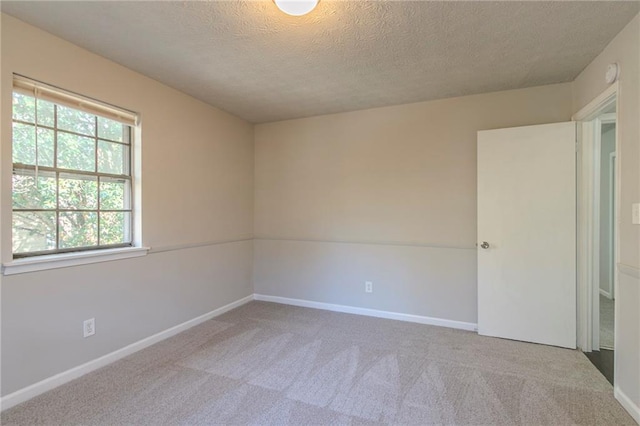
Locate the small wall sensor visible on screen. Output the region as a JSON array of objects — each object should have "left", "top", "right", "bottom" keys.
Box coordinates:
[{"left": 605, "top": 63, "right": 619, "bottom": 84}]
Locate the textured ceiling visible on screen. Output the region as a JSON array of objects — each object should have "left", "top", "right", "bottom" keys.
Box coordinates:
[{"left": 2, "top": 1, "right": 639, "bottom": 123}]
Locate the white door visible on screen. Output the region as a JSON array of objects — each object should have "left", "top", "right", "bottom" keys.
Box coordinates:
[{"left": 477, "top": 122, "right": 576, "bottom": 349}]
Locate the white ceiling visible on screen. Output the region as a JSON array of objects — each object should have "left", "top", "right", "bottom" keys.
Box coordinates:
[{"left": 2, "top": 1, "right": 638, "bottom": 123}]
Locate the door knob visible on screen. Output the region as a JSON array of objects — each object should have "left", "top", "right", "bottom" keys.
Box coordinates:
[{"left": 480, "top": 241, "right": 490, "bottom": 249}]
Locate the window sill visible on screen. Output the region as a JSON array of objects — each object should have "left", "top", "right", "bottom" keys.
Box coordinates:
[{"left": 2, "top": 246, "right": 150, "bottom": 276}]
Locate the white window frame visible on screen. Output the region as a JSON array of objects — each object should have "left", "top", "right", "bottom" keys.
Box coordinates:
[{"left": 2, "top": 75, "right": 147, "bottom": 275}]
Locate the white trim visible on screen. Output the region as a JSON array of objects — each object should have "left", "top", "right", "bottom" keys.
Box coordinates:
[
  {"left": 572, "top": 83, "right": 618, "bottom": 121},
  {"left": 599, "top": 288, "right": 612, "bottom": 299},
  {"left": 254, "top": 294, "right": 478, "bottom": 332},
  {"left": 591, "top": 116, "right": 603, "bottom": 351},
  {"left": 0, "top": 294, "right": 254, "bottom": 411},
  {"left": 149, "top": 236, "right": 253, "bottom": 254},
  {"left": 254, "top": 235, "right": 476, "bottom": 251},
  {"left": 612, "top": 105, "right": 621, "bottom": 395},
  {"left": 0, "top": 293, "right": 479, "bottom": 411},
  {"left": 600, "top": 113, "right": 617, "bottom": 125},
  {"left": 2, "top": 246, "right": 150, "bottom": 276},
  {"left": 574, "top": 84, "right": 619, "bottom": 353},
  {"left": 618, "top": 263, "right": 640, "bottom": 279},
  {"left": 615, "top": 387, "right": 640, "bottom": 425},
  {"left": 608, "top": 151, "right": 616, "bottom": 299}
]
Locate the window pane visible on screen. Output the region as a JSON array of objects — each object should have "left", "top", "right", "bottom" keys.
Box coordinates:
[
  {"left": 12, "top": 93, "right": 55, "bottom": 126},
  {"left": 12, "top": 84, "right": 135, "bottom": 257},
  {"left": 12, "top": 123, "right": 55, "bottom": 167},
  {"left": 100, "top": 178, "right": 128, "bottom": 210},
  {"left": 98, "top": 117, "right": 125, "bottom": 143},
  {"left": 12, "top": 92, "right": 35, "bottom": 123},
  {"left": 58, "top": 132, "right": 95, "bottom": 172},
  {"left": 12, "top": 170, "right": 57, "bottom": 210},
  {"left": 13, "top": 211, "right": 57, "bottom": 254},
  {"left": 98, "top": 141, "right": 128, "bottom": 175},
  {"left": 100, "top": 212, "right": 131, "bottom": 245},
  {"left": 59, "top": 212, "right": 97, "bottom": 249},
  {"left": 57, "top": 104, "right": 95, "bottom": 136},
  {"left": 13, "top": 122, "right": 35, "bottom": 165},
  {"left": 37, "top": 99, "right": 55, "bottom": 127},
  {"left": 36, "top": 128, "right": 55, "bottom": 167},
  {"left": 58, "top": 174, "right": 98, "bottom": 210}
]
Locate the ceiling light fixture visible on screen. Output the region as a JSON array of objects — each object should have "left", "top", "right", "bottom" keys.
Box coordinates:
[{"left": 274, "top": 0, "right": 319, "bottom": 16}]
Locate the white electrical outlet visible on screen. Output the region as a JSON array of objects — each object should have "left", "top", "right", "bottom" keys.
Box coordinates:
[
  {"left": 83, "top": 318, "right": 95, "bottom": 338},
  {"left": 365, "top": 281, "right": 373, "bottom": 293}
]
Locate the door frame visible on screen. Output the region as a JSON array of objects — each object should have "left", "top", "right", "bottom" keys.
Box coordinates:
[
  {"left": 606, "top": 150, "right": 616, "bottom": 300},
  {"left": 588, "top": 112, "right": 616, "bottom": 350},
  {"left": 572, "top": 83, "right": 619, "bottom": 355}
]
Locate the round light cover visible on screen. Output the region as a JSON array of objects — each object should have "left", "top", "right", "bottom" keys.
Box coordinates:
[
  {"left": 274, "top": 0, "right": 319, "bottom": 16},
  {"left": 605, "top": 63, "right": 619, "bottom": 84}
]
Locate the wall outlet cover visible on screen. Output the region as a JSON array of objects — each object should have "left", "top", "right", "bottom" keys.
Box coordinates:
[
  {"left": 83, "top": 318, "right": 95, "bottom": 338},
  {"left": 365, "top": 281, "right": 373, "bottom": 293}
]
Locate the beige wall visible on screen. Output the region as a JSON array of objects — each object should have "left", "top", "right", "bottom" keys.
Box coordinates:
[
  {"left": 254, "top": 83, "right": 573, "bottom": 323},
  {"left": 573, "top": 13, "right": 640, "bottom": 416},
  {"left": 0, "top": 14, "right": 254, "bottom": 395},
  {"left": 255, "top": 84, "right": 572, "bottom": 247}
]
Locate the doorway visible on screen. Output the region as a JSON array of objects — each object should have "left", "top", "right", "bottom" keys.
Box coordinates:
[
  {"left": 574, "top": 85, "right": 618, "bottom": 386},
  {"left": 598, "top": 115, "right": 616, "bottom": 354},
  {"left": 585, "top": 112, "right": 617, "bottom": 384}
]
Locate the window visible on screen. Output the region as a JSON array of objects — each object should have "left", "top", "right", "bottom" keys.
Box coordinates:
[{"left": 11, "top": 76, "right": 138, "bottom": 258}]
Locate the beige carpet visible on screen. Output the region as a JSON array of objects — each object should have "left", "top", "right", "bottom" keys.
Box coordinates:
[
  {"left": 600, "top": 294, "right": 615, "bottom": 350},
  {"left": 2, "top": 301, "right": 635, "bottom": 425}
]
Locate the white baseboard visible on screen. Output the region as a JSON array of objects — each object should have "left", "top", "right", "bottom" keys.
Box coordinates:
[
  {"left": 253, "top": 294, "right": 478, "bottom": 332},
  {"left": 1, "top": 293, "right": 478, "bottom": 412},
  {"left": 615, "top": 387, "right": 640, "bottom": 425},
  {"left": 3, "top": 289, "right": 635, "bottom": 422},
  {"left": 0, "top": 294, "right": 254, "bottom": 412}
]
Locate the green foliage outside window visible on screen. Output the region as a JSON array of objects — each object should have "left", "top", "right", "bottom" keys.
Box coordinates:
[{"left": 12, "top": 92, "right": 132, "bottom": 256}]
